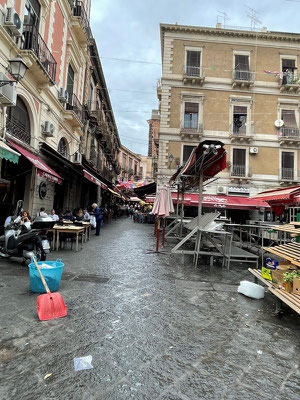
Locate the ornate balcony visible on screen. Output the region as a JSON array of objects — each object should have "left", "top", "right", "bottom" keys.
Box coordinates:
[
  {"left": 278, "top": 127, "right": 300, "bottom": 146},
  {"left": 232, "top": 69, "right": 254, "bottom": 88},
  {"left": 65, "top": 93, "right": 83, "bottom": 128},
  {"left": 71, "top": 1, "right": 92, "bottom": 44},
  {"left": 279, "top": 168, "right": 298, "bottom": 184},
  {"left": 6, "top": 116, "right": 31, "bottom": 145},
  {"left": 180, "top": 121, "right": 204, "bottom": 139},
  {"left": 229, "top": 123, "right": 254, "bottom": 143},
  {"left": 182, "top": 65, "right": 205, "bottom": 85},
  {"left": 278, "top": 74, "right": 300, "bottom": 93},
  {"left": 230, "top": 165, "right": 252, "bottom": 183},
  {"left": 20, "top": 25, "right": 57, "bottom": 85}
]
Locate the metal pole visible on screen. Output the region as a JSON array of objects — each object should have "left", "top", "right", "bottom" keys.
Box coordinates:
[
  {"left": 180, "top": 183, "right": 185, "bottom": 238},
  {"left": 197, "top": 170, "right": 204, "bottom": 227}
]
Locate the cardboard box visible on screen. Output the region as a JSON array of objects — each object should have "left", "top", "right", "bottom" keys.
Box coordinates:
[
  {"left": 282, "top": 281, "right": 293, "bottom": 293},
  {"left": 272, "top": 270, "right": 285, "bottom": 287},
  {"left": 293, "top": 277, "right": 300, "bottom": 296}
]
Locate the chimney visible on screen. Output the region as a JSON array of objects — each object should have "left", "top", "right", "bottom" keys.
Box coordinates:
[
  {"left": 216, "top": 23, "right": 222, "bottom": 29},
  {"left": 261, "top": 27, "right": 268, "bottom": 32}
]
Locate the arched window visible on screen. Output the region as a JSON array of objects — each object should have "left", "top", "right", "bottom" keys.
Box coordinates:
[
  {"left": 6, "top": 97, "right": 31, "bottom": 144},
  {"left": 58, "top": 138, "right": 68, "bottom": 158}
]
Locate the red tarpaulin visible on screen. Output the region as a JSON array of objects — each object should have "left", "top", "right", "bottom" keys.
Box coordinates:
[
  {"left": 8, "top": 140, "right": 62, "bottom": 184},
  {"left": 146, "top": 194, "right": 270, "bottom": 209},
  {"left": 83, "top": 169, "right": 108, "bottom": 190}
]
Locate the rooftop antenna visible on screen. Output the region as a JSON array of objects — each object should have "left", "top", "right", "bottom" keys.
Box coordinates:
[
  {"left": 217, "top": 11, "right": 230, "bottom": 28},
  {"left": 246, "top": 6, "right": 262, "bottom": 31}
]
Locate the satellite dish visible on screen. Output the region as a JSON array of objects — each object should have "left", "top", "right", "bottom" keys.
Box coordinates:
[{"left": 275, "top": 119, "right": 284, "bottom": 128}]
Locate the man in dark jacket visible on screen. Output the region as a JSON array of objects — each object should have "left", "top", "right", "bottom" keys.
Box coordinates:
[{"left": 92, "top": 203, "right": 102, "bottom": 236}]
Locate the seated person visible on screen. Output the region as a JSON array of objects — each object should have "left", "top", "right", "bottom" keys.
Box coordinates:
[
  {"left": 83, "top": 208, "right": 90, "bottom": 220},
  {"left": 37, "top": 207, "right": 48, "bottom": 217},
  {"left": 22, "top": 210, "right": 31, "bottom": 221},
  {"left": 75, "top": 208, "right": 84, "bottom": 221},
  {"left": 22, "top": 216, "right": 31, "bottom": 230},
  {"left": 63, "top": 209, "right": 73, "bottom": 221},
  {"left": 50, "top": 209, "right": 59, "bottom": 221}
]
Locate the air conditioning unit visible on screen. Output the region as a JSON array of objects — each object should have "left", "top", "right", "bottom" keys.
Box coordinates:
[
  {"left": 4, "top": 8, "right": 23, "bottom": 36},
  {"left": 43, "top": 121, "right": 55, "bottom": 137},
  {"left": 73, "top": 152, "right": 82, "bottom": 164},
  {"left": 250, "top": 147, "right": 259, "bottom": 154},
  {"left": 217, "top": 186, "right": 227, "bottom": 194},
  {"left": 0, "top": 73, "right": 17, "bottom": 106},
  {"left": 58, "top": 88, "right": 68, "bottom": 103}
]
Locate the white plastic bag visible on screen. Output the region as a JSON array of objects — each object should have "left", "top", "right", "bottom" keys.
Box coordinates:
[
  {"left": 237, "top": 280, "right": 265, "bottom": 299},
  {"left": 74, "top": 355, "right": 93, "bottom": 371}
]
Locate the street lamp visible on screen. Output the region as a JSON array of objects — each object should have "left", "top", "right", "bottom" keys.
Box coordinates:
[
  {"left": 169, "top": 153, "right": 174, "bottom": 167},
  {"left": 0, "top": 55, "right": 28, "bottom": 87}
]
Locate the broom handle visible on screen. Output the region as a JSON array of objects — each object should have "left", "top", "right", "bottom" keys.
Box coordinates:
[{"left": 32, "top": 256, "right": 50, "bottom": 294}]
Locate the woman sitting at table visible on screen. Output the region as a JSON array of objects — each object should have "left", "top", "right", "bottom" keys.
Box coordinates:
[
  {"left": 64, "top": 209, "right": 73, "bottom": 221},
  {"left": 75, "top": 208, "right": 84, "bottom": 221}
]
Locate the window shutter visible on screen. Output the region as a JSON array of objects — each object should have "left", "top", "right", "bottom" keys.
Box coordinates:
[
  {"left": 233, "top": 149, "right": 246, "bottom": 166},
  {"left": 233, "top": 106, "right": 247, "bottom": 115},
  {"left": 281, "top": 109, "right": 297, "bottom": 128},
  {"left": 183, "top": 145, "right": 196, "bottom": 163},
  {"left": 282, "top": 152, "right": 294, "bottom": 169},
  {"left": 282, "top": 59, "right": 296, "bottom": 70},
  {"left": 235, "top": 55, "right": 249, "bottom": 70},
  {"left": 187, "top": 51, "right": 200, "bottom": 67},
  {"left": 185, "top": 102, "right": 199, "bottom": 113}
]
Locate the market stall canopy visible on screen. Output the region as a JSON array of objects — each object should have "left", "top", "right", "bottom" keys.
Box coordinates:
[
  {"left": 8, "top": 140, "right": 62, "bottom": 184},
  {"left": 0, "top": 140, "right": 20, "bottom": 164},
  {"left": 134, "top": 181, "right": 156, "bottom": 199},
  {"left": 252, "top": 185, "right": 300, "bottom": 202},
  {"left": 170, "top": 193, "right": 270, "bottom": 210},
  {"left": 83, "top": 169, "right": 108, "bottom": 190},
  {"left": 169, "top": 140, "right": 227, "bottom": 189}
]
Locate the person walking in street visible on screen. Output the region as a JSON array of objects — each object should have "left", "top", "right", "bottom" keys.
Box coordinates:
[{"left": 91, "top": 203, "right": 103, "bottom": 236}]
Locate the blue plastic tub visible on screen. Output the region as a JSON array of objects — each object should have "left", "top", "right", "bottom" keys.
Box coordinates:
[{"left": 28, "top": 259, "right": 64, "bottom": 293}]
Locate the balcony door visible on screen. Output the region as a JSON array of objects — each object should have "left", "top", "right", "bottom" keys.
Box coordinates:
[
  {"left": 282, "top": 59, "right": 296, "bottom": 84},
  {"left": 6, "top": 97, "right": 31, "bottom": 145},
  {"left": 281, "top": 109, "right": 298, "bottom": 138},
  {"left": 186, "top": 51, "right": 201, "bottom": 77},
  {"left": 282, "top": 151, "right": 294, "bottom": 180},
  {"left": 233, "top": 106, "right": 247, "bottom": 135},
  {"left": 184, "top": 102, "right": 198, "bottom": 130},
  {"left": 66, "top": 65, "right": 75, "bottom": 106},
  {"left": 183, "top": 145, "right": 196, "bottom": 164},
  {"left": 234, "top": 55, "right": 250, "bottom": 80},
  {"left": 232, "top": 148, "right": 246, "bottom": 177}
]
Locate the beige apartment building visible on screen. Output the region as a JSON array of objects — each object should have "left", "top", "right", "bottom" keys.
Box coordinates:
[
  {"left": 118, "top": 145, "right": 142, "bottom": 182},
  {"left": 158, "top": 23, "right": 300, "bottom": 199}
]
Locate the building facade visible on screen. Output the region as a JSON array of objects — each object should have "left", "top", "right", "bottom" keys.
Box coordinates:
[
  {"left": 118, "top": 145, "right": 141, "bottom": 182},
  {"left": 138, "top": 154, "right": 154, "bottom": 182},
  {"left": 0, "top": 0, "right": 120, "bottom": 222},
  {"left": 158, "top": 23, "right": 300, "bottom": 199},
  {"left": 147, "top": 108, "right": 160, "bottom": 180}
]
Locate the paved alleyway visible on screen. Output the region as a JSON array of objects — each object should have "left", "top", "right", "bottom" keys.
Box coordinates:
[{"left": 1, "top": 218, "right": 300, "bottom": 400}]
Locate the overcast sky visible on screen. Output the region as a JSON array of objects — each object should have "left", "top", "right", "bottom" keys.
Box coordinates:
[{"left": 90, "top": 0, "right": 300, "bottom": 156}]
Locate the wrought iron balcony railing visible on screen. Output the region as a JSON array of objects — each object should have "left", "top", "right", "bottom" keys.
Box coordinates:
[
  {"left": 66, "top": 93, "right": 82, "bottom": 120},
  {"left": 182, "top": 65, "right": 205, "bottom": 79},
  {"left": 231, "top": 164, "right": 246, "bottom": 177},
  {"left": 232, "top": 69, "right": 254, "bottom": 82},
  {"left": 73, "top": 1, "right": 92, "bottom": 39},
  {"left": 279, "top": 127, "right": 300, "bottom": 140},
  {"left": 180, "top": 121, "right": 203, "bottom": 134},
  {"left": 6, "top": 116, "right": 31, "bottom": 145},
  {"left": 280, "top": 168, "right": 296, "bottom": 181},
  {"left": 21, "top": 25, "right": 57, "bottom": 83}
]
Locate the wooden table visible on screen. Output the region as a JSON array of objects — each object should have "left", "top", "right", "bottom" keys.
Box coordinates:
[
  {"left": 81, "top": 222, "right": 91, "bottom": 242},
  {"left": 53, "top": 225, "right": 85, "bottom": 252}
]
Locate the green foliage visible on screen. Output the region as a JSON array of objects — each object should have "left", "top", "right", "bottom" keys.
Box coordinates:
[{"left": 283, "top": 270, "right": 300, "bottom": 283}]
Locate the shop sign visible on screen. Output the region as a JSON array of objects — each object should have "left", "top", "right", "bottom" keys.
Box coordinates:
[{"left": 228, "top": 186, "right": 250, "bottom": 195}]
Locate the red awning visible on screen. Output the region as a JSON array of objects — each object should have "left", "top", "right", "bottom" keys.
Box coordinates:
[
  {"left": 83, "top": 169, "right": 108, "bottom": 190},
  {"left": 8, "top": 140, "right": 62, "bottom": 184},
  {"left": 252, "top": 185, "right": 300, "bottom": 202},
  {"left": 171, "top": 193, "right": 270, "bottom": 210}
]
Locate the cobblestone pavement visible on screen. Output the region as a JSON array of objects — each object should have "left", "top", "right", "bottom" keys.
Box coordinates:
[{"left": 1, "top": 218, "right": 300, "bottom": 400}]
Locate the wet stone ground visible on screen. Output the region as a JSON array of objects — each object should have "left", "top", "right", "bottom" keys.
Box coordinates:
[{"left": 1, "top": 218, "right": 300, "bottom": 400}]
